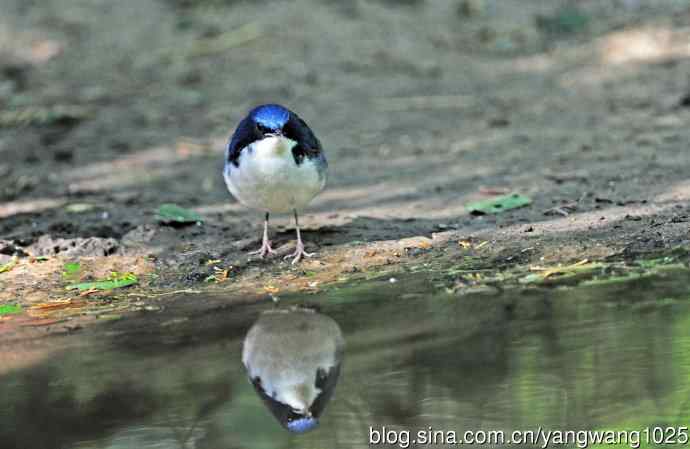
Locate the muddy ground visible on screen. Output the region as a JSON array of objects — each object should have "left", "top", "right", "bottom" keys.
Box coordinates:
[{"left": 1, "top": 0, "right": 690, "bottom": 334}]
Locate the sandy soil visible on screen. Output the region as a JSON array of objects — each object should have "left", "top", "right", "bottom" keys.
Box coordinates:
[{"left": 1, "top": 0, "right": 690, "bottom": 322}]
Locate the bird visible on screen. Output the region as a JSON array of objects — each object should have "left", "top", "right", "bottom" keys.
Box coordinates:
[
  {"left": 242, "top": 307, "right": 345, "bottom": 433},
  {"left": 223, "top": 104, "right": 327, "bottom": 264}
]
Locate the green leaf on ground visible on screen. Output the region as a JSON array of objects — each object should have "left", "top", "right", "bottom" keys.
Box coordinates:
[
  {"left": 63, "top": 262, "right": 81, "bottom": 281},
  {"left": 63, "top": 262, "right": 81, "bottom": 275},
  {"left": 466, "top": 193, "right": 532, "bottom": 215},
  {"left": 65, "top": 203, "right": 96, "bottom": 213},
  {"left": 0, "top": 257, "right": 18, "bottom": 274},
  {"left": 0, "top": 304, "right": 22, "bottom": 315},
  {"left": 156, "top": 204, "right": 203, "bottom": 224},
  {"left": 66, "top": 272, "right": 138, "bottom": 291}
]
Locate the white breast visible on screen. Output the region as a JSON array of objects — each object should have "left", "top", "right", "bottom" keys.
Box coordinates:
[
  {"left": 224, "top": 136, "right": 326, "bottom": 214},
  {"left": 242, "top": 309, "right": 343, "bottom": 414}
]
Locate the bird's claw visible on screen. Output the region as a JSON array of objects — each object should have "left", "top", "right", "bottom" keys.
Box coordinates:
[
  {"left": 284, "top": 243, "right": 315, "bottom": 265},
  {"left": 249, "top": 241, "right": 276, "bottom": 259}
]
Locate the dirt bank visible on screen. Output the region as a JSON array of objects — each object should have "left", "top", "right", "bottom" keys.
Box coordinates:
[{"left": 1, "top": 0, "right": 689, "bottom": 331}]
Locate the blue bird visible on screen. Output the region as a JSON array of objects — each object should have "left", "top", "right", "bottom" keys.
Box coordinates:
[
  {"left": 242, "top": 308, "right": 344, "bottom": 433},
  {"left": 224, "top": 104, "right": 327, "bottom": 264}
]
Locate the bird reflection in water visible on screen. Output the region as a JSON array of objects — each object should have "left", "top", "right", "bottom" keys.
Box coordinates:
[{"left": 242, "top": 307, "right": 345, "bottom": 433}]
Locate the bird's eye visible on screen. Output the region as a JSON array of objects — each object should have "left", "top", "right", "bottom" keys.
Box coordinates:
[{"left": 257, "top": 123, "right": 271, "bottom": 134}]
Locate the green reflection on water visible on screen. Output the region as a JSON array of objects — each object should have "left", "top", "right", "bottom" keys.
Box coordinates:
[{"left": 1, "top": 270, "right": 689, "bottom": 449}]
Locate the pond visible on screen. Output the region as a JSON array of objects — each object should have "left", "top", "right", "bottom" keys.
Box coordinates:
[{"left": 2, "top": 270, "right": 690, "bottom": 449}]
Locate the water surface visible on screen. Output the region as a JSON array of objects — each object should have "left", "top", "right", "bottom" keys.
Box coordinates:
[{"left": 2, "top": 271, "right": 690, "bottom": 449}]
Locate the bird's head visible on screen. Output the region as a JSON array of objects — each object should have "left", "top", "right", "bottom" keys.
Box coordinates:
[
  {"left": 226, "top": 103, "right": 324, "bottom": 168},
  {"left": 248, "top": 375, "right": 323, "bottom": 434},
  {"left": 286, "top": 415, "right": 319, "bottom": 433},
  {"left": 249, "top": 104, "right": 290, "bottom": 137}
]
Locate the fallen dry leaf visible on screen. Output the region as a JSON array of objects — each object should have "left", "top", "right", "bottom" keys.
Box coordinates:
[
  {"left": 79, "top": 288, "right": 101, "bottom": 297},
  {"left": 20, "top": 318, "right": 68, "bottom": 327},
  {"left": 264, "top": 285, "right": 280, "bottom": 294},
  {"left": 458, "top": 240, "right": 472, "bottom": 249},
  {"left": 479, "top": 186, "right": 512, "bottom": 195},
  {"left": 27, "top": 300, "right": 88, "bottom": 318},
  {"left": 214, "top": 268, "right": 230, "bottom": 283},
  {"left": 0, "top": 257, "right": 18, "bottom": 274}
]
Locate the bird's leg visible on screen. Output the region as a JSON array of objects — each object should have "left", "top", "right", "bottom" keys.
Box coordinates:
[
  {"left": 284, "top": 209, "right": 315, "bottom": 264},
  {"left": 249, "top": 212, "right": 276, "bottom": 258}
]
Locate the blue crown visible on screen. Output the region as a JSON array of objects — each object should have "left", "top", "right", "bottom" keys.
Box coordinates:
[
  {"left": 250, "top": 104, "right": 290, "bottom": 130},
  {"left": 286, "top": 416, "right": 319, "bottom": 433}
]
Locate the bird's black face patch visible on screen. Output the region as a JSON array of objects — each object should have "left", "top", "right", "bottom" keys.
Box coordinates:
[{"left": 256, "top": 122, "right": 280, "bottom": 137}]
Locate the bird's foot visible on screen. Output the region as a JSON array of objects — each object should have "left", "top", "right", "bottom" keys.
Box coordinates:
[
  {"left": 249, "top": 241, "right": 276, "bottom": 259},
  {"left": 284, "top": 241, "right": 315, "bottom": 265}
]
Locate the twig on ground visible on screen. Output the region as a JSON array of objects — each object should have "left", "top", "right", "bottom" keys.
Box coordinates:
[{"left": 543, "top": 201, "right": 578, "bottom": 216}]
